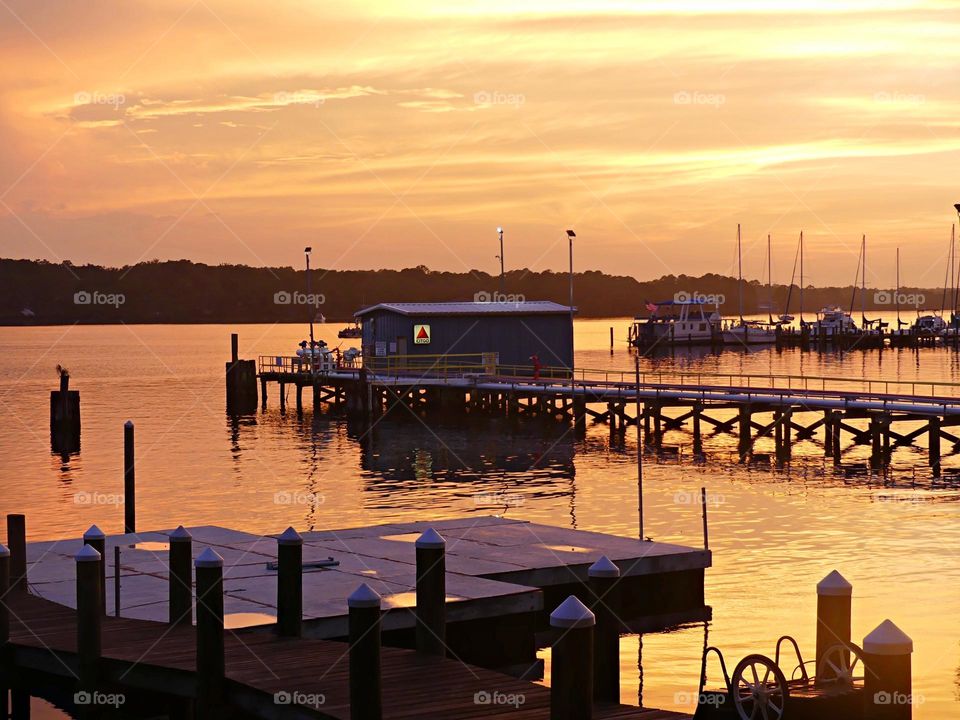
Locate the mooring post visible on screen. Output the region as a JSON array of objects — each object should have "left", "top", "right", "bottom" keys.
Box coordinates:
[
  {"left": 195, "top": 549, "right": 225, "bottom": 717},
  {"left": 738, "top": 404, "right": 752, "bottom": 456},
  {"left": 550, "top": 596, "right": 595, "bottom": 720},
  {"left": 123, "top": 421, "right": 136, "bottom": 534},
  {"left": 928, "top": 416, "right": 941, "bottom": 470},
  {"left": 169, "top": 526, "right": 193, "bottom": 627},
  {"left": 75, "top": 544, "right": 102, "bottom": 693},
  {"left": 823, "top": 410, "right": 833, "bottom": 455},
  {"left": 588, "top": 557, "right": 621, "bottom": 703},
  {"left": 276, "top": 527, "right": 303, "bottom": 637},
  {"left": 815, "top": 570, "right": 852, "bottom": 671},
  {"left": 0, "top": 544, "right": 9, "bottom": 645},
  {"left": 348, "top": 583, "right": 383, "bottom": 720},
  {"left": 6, "top": 515, "right": 26, "bottom": 592},
  {"left": 113, "top": 545, "right": 121, "bottom": 617},
  {"left": 701, "top": 487, "right": 709, "bottom": 550},
  {"left": 832, "top": 411, "right": 842, "bottom": 465},
  {"left": 863, "top": 620, "right": 913, "bottom": 720},
  {"left": 82, "top": 525, "right": 107, "bottom": 615},
  {"left": 415, "top": 529, "right": 446, "bottom": 656},
  {"left": 692, "top": 402, "right": 702, "bottom": 456}
]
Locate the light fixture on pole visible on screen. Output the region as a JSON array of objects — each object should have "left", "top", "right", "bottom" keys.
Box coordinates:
[
  {"left": 497, "top": 227, "right": 504, "bottom": 294},
  {"left": 305, "top": 246, "right": 315, "bottom": 375}
]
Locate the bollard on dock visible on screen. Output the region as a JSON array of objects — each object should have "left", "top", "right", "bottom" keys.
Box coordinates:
[
  {"left": 0, "top": 544, "right": 9, "bottom": 646},
  {"left": 82, "top": 525, "right": 107, "bottom": 615},
  {"left": 348, "top": 583, "right": 383, "bottom": 720},
  {"left": 276, "top": 527, "right": 303, "bottom": 637},
  {"left": 75, "top": 544, "right": 102, "bottom": 691},
  {"left": 124, "top": 421, "right": 136, "bottom": 534},
  {"left": 195, "top": 548, "right": 225, "bottom": 715},
  {"left": 588, "top": 556, "right": 621, "bottom": 703},
  {"left": 415, "top": 528, "right": 446, "bottom": 657},
  {"left": 863, "top": 619, "right": 914, "bottom": 720},
  {"left": 550, "top": 595, "right": 595, "bottom": 720},
  {"left": 815, "top": 570, "right": 852, "bottom": 671},
  {"left": 6, "top": 515, "right": 26, "bottom": 593},
  {"left": 168, "top": 526, "right": 193, "bottom": 627}
]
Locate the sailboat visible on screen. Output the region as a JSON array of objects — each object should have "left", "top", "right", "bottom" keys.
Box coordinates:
[
  {"left": 811, "top": 236, "right": 861, "bottom": 340},
  {"left": 722, "top": 224, "right": 776, "bottom": 345}
]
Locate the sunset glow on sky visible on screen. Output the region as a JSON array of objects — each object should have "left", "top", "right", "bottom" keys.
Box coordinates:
[{"left": 1, "top": 0, "right": 959, "bottom": 286}]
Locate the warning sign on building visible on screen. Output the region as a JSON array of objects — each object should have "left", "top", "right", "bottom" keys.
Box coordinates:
[{"left": 413, "top": 324, "right": 431, "bottom": 344}]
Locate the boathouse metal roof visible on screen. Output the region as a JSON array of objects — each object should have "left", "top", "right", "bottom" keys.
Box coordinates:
[{"left": 354, "top": 301, "right": 575, "bottom": 317}]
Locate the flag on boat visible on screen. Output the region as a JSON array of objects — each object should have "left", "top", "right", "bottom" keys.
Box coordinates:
[{"left": 645, "top": 300, "right": 659, "bottom": 313}]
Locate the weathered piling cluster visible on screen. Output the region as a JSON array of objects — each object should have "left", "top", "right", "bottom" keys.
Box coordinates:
[
  {"left": 50, "top": 367, "right": 80, "bottom": 454},
  {"left": 225, "top": 332, "right": 258, "bottom": 413}
]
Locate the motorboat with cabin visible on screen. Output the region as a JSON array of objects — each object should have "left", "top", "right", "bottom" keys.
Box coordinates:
[{"left": 630, "top": 299, "right": 722, "bottom": 347}]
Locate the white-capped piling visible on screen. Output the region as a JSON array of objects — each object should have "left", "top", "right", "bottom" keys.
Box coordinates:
[
  {"left": 276, "top": 527, "right": 303, "bottom": 637},
  {"left": 348, "top": 583, "right": 382, "bottom": 720},
  {"left": 588, "top": 556, "right": 621, "bottom": 703},
  {"left": 415, "top": 528, "right": 446, "bottom": 656},
  {"left": 83, "top": 525, "right": 107, "bottom": 615},
  {"left": 75, "top": 544, "right": 102, "bottom": 691},
  {"left": 195, "top": 548, "right": 225, "bottom": 714},
  {"left": 815, "top": 570, "right": 852, "bottom": 669},
  {"left": 550, "top": 595, "right": 595, "bottom": 720},
  {"left": 863, "top": 620, "right": 914, "bottom": 720},
  {"left": 168, "top": 526, "right": 193, "bottom": 627}
]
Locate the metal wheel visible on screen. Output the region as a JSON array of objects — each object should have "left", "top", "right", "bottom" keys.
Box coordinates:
[
  {"left": 817, "top": 643, "right": 865, "bottom": 687},
  {"left": 731, "top": 654, "right": 789, "bottom": 720}
]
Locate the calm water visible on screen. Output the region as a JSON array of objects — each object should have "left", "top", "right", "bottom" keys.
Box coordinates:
[{"left": 1, "top": 319, "right": 959, "bottom": 718}]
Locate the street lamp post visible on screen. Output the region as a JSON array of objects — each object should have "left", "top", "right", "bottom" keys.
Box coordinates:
[
  {"left": 497, "top": 227, "right": 504, "bottom": 294},
  {"left": 305, "top": 246, "right": 315, "bottom": 375}
]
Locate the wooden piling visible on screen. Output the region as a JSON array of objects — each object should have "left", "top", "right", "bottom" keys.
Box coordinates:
[
  {"left": 123, "top": 421, "right": 136, "bottom": 534},
  {"left": 588, "top": 557, "right": 620, "bottom": 703},
  {"left": 276, "top": 527, "right": 303, "bottom": 638},
  {"left": 50, "top": 370, "right": 81, "bottom": 453},
  {"left": 0, "top": 544, "right": 9, "bottom": 645},
  {"left": 75, "top": 544, "right": 102, "bottom": 692},
  {"left": 692, "top": 403, "right": 702, "bottom": 456},
  {"left": 415, "top": 529, "right": 446, "bottom": 657},
  {"left": 823, "top": 410, "right": 833, "bottom": 455},
  {"left": 296, "top": 384, "right": 303, "bottom": 414},
  {"left": 549, "top": 596, "right": 595, "bottom": 720},
  {"left": 348, "top": 583, "right": 383, "bottom": 720},
  {"left": 815, "top": 570, "right": 852, "bottom": 672},
  {"left": 225, "top": 333, "right": 258, "bottom": 413},
  {"left": 195, "top": 548, "right": 225, "bottom": 717},
  {"left": 6, "top": 515, "right": 26, "bottom": 593},
  {"left": 738, "top": 405, "right": 752, "bottom": 456},
  {"left": 831, "top": 411, "right": 842, "bottom": 465},
  {"left": 82, "top": 525, "right": 106, "bottom": 615},
  {"left": 113, "top": 545, "right": 121, "bottom": 618},
  {"left": 928, "top": 416, "right": 941, "bottom": 469},
  {"left": 863, "top": 620, "right": 913, "bottom": 720},
  {"left": 168, "top": 526, "right": 193, "bottom": 627}
]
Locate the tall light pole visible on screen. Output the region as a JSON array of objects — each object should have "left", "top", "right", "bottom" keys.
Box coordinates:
[
  {"left": 497, "top": 227, "right": 504, "bottom": 294},
  {"left": 566, "top": 230, "right": 576, "bottom": 382},
  {"left": 305, "top": 246, "right": 315, "bottom": 373}
]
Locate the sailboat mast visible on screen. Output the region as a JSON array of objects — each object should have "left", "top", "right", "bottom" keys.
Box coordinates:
[
  {"left": 767, "top": 234, "right": 773, "bottom": 324},
  {"left": 861, "top": 234, "right": 866, "bottom": 327},
  {"left": 737, "top": 223, "right": 743, "bottom": 323},
  {"left": 895, "top": 247, "right": 900, "bottom": 327},
  {"left": 952, "top": 224, "right": 958, "bottom": 317},
  {"left": 799, "top": 231, "right": 804, "bottom": 323}
]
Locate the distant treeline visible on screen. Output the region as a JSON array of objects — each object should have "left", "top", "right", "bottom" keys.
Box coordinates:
[{"left": 0, "top": 258, "right": 950, "bottom": 325}]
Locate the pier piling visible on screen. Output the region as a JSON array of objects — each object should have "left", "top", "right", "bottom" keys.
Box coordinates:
[
  {"left": 168, "top": 526, "right": 193, "bottom": 627},
  {"left": 50, "top": 369, "right": 81, "bottom": 453},
  {"left": 225, "top": 333, "right": 258, "bottom": 414},
  {"left": 549, "top": 596, "right": 595, "bottom": 720},
  {"left": 863, "top": 620, "right": 913, "bottom": 720},
  {"left": 0, "top": 545, "right": 9, "bottom": 645},
  {"left": 415, "top": 529, "right": 446, "bottom": 657},
  {"left": 6, "top": 515, "right": 26, "bottom": 592},
  {"left": 588, "top": 556, "right": 621, "bottom": 703},
  {"left": 928, "top": 417, "right": 941, "bottom": 470},
  {"left": 75, "top": 544, "right": 102, "bottom": 693},
  {"left": 815, "top": 570, "right": 852, "bottom": 672},
  {"left": 82, "top": 525, "right": 106, "bottom": 615},
  {"left": 348, "top": 583, "right": 383, "bottom": 720},
  {"left": 195, "top": 549, "right": 225, "bottom": 717},
  {"left": 123, "top": 421, "right": 136, "bottom": 534},
  {"left": 276, "top": 527, "right": 303, "bottom": 637}
]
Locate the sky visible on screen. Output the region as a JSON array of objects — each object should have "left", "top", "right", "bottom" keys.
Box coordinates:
[{"left": 1, "top": 0, "right": 959, "bottom": 287}]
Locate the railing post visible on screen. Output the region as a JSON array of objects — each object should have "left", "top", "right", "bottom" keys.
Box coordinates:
[
  {"left": 5, "top": 515, "right": 26, "bottom": 593},
  {"left": 276, "top": 527, "right": 303, "bottom": 637},
  {"left": 168, "top": 526, "right": 193, "bottom": 627},
  {"left": 75, "top": 544, "right": 102, "bottom": 693},
  {"left": 863, "top": 620, "right": 913, "bottom": 720},
  {"left": 348, "top": 583, "right": 382, "bottom": 720},
  {"left": 82, "top": 525, "right": 106, "bottom": 615},
  {"left": 550, "top": 595, "right": 595, "bottom": 720},
  {"left": 415, "top": 529, "right": 446, "bottom": 656},
  {"left": 815, "top": 570, "right": 852, "bottom": 671},
  {"left": 195, "top": 548, "right": 225, "bottom": 716},
  {"left": 588, "top": 557, "right": 620, "bottom": 703}
]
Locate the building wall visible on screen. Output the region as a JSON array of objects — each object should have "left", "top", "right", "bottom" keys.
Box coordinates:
[{"left": 361, "top": 310, "right": 573, "bottom": 371}]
